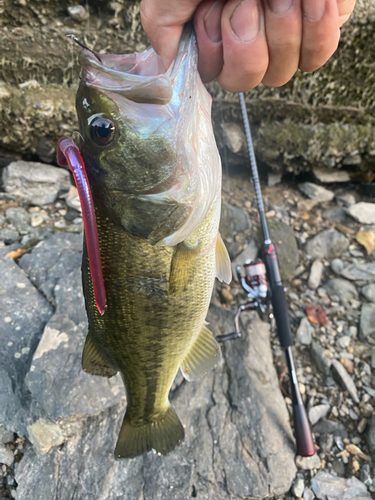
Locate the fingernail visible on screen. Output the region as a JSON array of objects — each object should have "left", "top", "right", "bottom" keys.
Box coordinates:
[
  {"left": 204, "top": 1, "right": 223, "bottom": 43},
  {"left": 303, "top": 0, "right": 325, "bottom": 22},
  {"left": 268, "top": 0, "right": 293, "bottom": 15},
  {"left": 230, "top": 0, "right": 260, "bottom": 43}
]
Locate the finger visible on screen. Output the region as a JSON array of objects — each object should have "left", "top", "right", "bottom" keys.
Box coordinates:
[
  {"left": 299, "top": 0, "right": 340, "bottom": 73},
  {"left": 337, "top": 0, "right": 356, "bottom": 27},
  {"left": 194, "top": 0, "right": 225, "bottom": 83},
  {"left": 217, "top": 0, "right": 269, "bottom": 92},
  {"left": 262, "top": 0, "right": 302, "bottom": 87},
  {"left": 140, "top": 0, "right": 203, "bottom": 69}
]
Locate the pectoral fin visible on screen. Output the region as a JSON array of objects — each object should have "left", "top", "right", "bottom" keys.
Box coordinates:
[
  {"left": 82, "top": 332, "right": 118, "bottom": 378},
  {"left": 216, "top": 232, "right": 232, "bottom": 284},
  {"left": 180, "top": 325, "right": 221, "bottom": 381}
]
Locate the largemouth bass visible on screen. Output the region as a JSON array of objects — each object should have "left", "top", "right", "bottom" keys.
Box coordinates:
[{"left": 63, "top": 26, "right": 231, "bottom": 459}]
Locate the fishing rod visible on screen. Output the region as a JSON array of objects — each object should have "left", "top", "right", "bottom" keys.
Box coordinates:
[{"left": 232, "top": 93, "right": 315, "bottom": 457}]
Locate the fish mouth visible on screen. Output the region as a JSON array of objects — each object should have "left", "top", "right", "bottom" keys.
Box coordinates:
[{"left": 79, "top": 48, "right": 173, "bottom": 105}]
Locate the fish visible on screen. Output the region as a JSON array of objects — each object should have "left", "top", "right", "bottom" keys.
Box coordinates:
[{"left": 67, "top": 25, "right": 231, "bottom": 459}]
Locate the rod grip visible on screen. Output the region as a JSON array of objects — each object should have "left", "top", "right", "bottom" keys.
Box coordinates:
[
  {"left": 293, "top": 403, "right": 316, "bottom": 456},
  {"left": 270, "top": 285, "right": 293, "bottom": 348}
]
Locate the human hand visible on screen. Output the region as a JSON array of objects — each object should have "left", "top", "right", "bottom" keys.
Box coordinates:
[{"left": 140, "top": 0, "right": 356, "bottom": 92}]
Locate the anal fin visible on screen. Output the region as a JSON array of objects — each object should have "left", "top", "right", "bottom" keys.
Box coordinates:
[
  {"left": 180, "top": 325, "right": 221, "bottom": 381},
  {"left": 216, "top": 232, "right": 232, "bottom": 284},
  {"left": 82, "top": 331, "right": 118, "bottom": 378}
]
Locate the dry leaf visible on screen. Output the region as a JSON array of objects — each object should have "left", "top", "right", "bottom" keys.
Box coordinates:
[
  {"left": 345, "top": 444, "right": 371, "bottom": 461},
  {"left": 306, "top": 303, "right": 328, "bottom": 325},
  {"left": 6, "top": 248, "right": 28, "bottom": 259},
  {"left": 356, "top": 230, "right": 375, "bottom": 255}
]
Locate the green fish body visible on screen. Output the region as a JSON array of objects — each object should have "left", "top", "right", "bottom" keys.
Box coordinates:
[{"left": 76, "top": 27, "right": 231, "bottom": 459}]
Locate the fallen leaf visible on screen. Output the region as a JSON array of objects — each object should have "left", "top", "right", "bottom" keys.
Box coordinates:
[
  {"left": 306, "top": 303, "right": 328, "bottom": 325},
  {"left": 335, "top": 223, "right": 356, "bottom": 235},
  {"left": 356, "top": 230, "right": 375, "bottom": 255},
  {"left": 345, "top": 444, "right": 371, "bottom": 461},
  {"left": 6, "top": 248, "right": 28, "bottom": 259}
]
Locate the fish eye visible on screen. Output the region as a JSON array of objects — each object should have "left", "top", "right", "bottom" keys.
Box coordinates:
[{"left": 90, "top": 117, "right": 115, "bottom": 146}]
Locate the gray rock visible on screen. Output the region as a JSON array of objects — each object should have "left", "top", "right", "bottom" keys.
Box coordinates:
[
  {"left": 26, "top": 418, "right": 64, "bottom": 455},
  {"left": 0, "top": 256, "right": 53, "bottom": 384},
  {"left": 268, "top": 172, "right": 282, "bottom": 187},
  {"left": 296, "top": 453, "right": 321, "bottom": 470},
  {"left": 311, "top": 471, "right": 371, "bottom": 500},
  {"left": 308, "top": 405, "right": 330, "bottom": 426},
  {"left": 346, "top": 202, "right": 375, "bottom": 225},
  {"left": 303, "top": 486, "right": 315, "bottom": 500},
  {"left": 5, "top": 208, "right": 32, "bottom": 235},
  {"left": 0, "top": 443, "right": 14, "bottom": 467},
  {"left": 308, "top": 260, "right": 324, "bottom": 290},
  {"left": 312, "top": 168, "right": 350, "bottom": 183},
  {"left": 219, "top": 200, "right": 251, "bottom": 242},
  {"left": 67, "top": 4, "right": 89, "bottom": 22},
  {"left": 0, "top": 425, "right": 14, "bottom": 444},
  {"left": 337, "top": 336, "right": 351, "bottom": 349},
  {"left": 312, "top": 419, "right": 348, "bottom": 438},
  {"left": 264, "top": 219, "right": 299, "bottom": 281},
  {"left": 322, "top": 206, "right": 348, "bottom": 224},
  {"left": 306, "top": 229, "right": 349, "bottom": 260},
  {"left": 325, "top": 278, "right": 359, "bottom": 307},
  {"left": 331, "top": 360, "right": 359, "bottom": 404},
  {"left": 298, "top": 183, "right": 334, "bottom": 202},
  {"left": 3, "top": 160, "right": 70, "bottom": 205},
  {"left": 336, "top": 192, "right": 356, "bottom": 207},
  {"left": 331, "top": 258, "right": 344, "bottom": 274},
  {"left": 368, "top": 414, "right": 375, "bottom": 460},
  {"left": 296, "top": 317, "right": 313, "bottom": 345},
  {"left": 292, "top": 475, "right": 305, "bottom": 498},
  {"left": 15, "top": 309, "right": 297, "bottom": 499},
  {"left": 359, "top": 303, "right": 375, "bottom": 340},
  {"left": 25, "top": 314, "right": 125, "bottom": 422},
  {"left": 362, "top": 284, "right": 375, "bottom": 303},
  {"left": 341, "top": 262, "right": 375, "bottom": 281},
  {"left": 311, "top": 342, "right": 332, "bottom": 377},
  {"left": 231, "top": 239, "right": 259, "bottom": 281},
  {"left": 360, "top": 465, "right": 372, "bottom": 487},
  {"left": 319, "top": 433, "right": 334, "bottom": 452},
  {"left": 0, "top": 228, "right": 19, "bottom": 244},
  {"left": 220, "top": 122, "right": 245, "bottom": 154}
]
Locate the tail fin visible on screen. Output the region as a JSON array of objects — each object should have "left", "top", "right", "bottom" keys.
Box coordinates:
[{"left": 114, "top": 405, "right": 184, "bottom": 459}]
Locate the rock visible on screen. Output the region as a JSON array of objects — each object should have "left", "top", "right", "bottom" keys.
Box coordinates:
[
  {"left": 220, "top": 122, "right": 245, "bottom": 154},
  {"left": 65, "top": 186, "right": 82, "bottom": 212},
  {"left": 306, "top": 229, "right": 349, "bottom": 260},
  {"left": 319, "top": 433, "right": 334, "bottom": 452},
  {"left": 296, "top": 317, "right": 313, "bottom": 345},
  {"left": 311, "top": 342, "right": 332, "bottom": 377},
  {"left": 25, "top": 314, "right": 125, "bottom": 422},
  {"left": 0, "top": 443, "right": 14, "bottom": 467},
  {"left": 0, "top": 425, "right": 14, "bottom": 444},
  {"left": 0, "top": 256, "right": 53, "bottom": 385},
  {"left": 360, "top": 465, "right": 372, "bottom": 487},
  {"left": 311, "top": 471, "right": 371, "bottom": 500},
  {"left": 312, "top": 168, "right": 350, "bottom": 183},
  {"left": 359, "top": 304, "right": 375, "bottom": 340},
  {"left": 5, "top": 208, "right": 32, "bottom": 235},
  {"left": 262, "top": 219, "right": 299, "bottom": 281},
  {"left": 303, "top": 486, "right": 315, "bottom": 500},
  {"left": 2, "top": 161, "right": 70, "bottom": 205},
  {"left": 336, "top": 192, "right": 356, "bottom": 207},
  {"left": 346, "top": 202, "right": 375, "bottom": 224},
  {"left": 337, "top": 336, "right": 351, "bottom": 349},
  {"left": 325, "top": 278, "right": 359, "bottom": 307},
  {"left": 308, "top": 260, "right": 324, "bottom": 289},
  {"left": 362, "top": 284, "right": 375, "bottom": 302},
  {"left": 312, "top": 419, "right": 348, "bottom": 438},
  {"left": 67, "top": 5, "right": 89, "bottom": 22},
  {"left": 308, "top": 405, "right": 330, "bottom": 426},
  {"left": 331, "top": 360, "right": 359, "bottom": 404},
  {"left": 298, "top": 183, "right": 334, "bottom": 202},
  {"left": 296, "top": 453, "right": 321, "bottom": 470},
  {"left": 368, "top": 414, "right": 375, "bottom": 460},
  {"left": 15, "top": 308, "right": 297, "bottom": 499},
  {"left": 0, "top": 228, "right": 19, "bottom": 244},
  {"left": 231, "top": 239, "right": 259, "bottom": 281},
  {"left": 292, "top": 475, "right": 305, "bottom": 498},
  {"left": 331, "top": 258, "right": 344, "bottom": 274},
  {"left": 26, "top": 418, "right": 64, "bottom": 455},
  {"left": 332, "top": 457, "right": 345, "bottom": 476},
  {"left": 268, "top": 172, "right": 282, "bottom": 187},
  {"left": 220, "top": 200, "right": 251, "bottom": 241},
  {"left": 341, "top": 262, "right": 375, "bottom": 281},
  {"left": 322, "top": 206, "right": 348, "bottom": 224}
]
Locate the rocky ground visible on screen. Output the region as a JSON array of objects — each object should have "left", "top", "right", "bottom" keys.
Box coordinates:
[{"left": 0, "top": 159, "right": 375, "bottom": 499}]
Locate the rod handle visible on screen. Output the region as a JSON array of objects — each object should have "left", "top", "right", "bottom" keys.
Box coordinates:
[
  {"left": 293, "top": 403, "right": 316, "bottom": 456},
  {"left": 270, "top": 285, "right": 293, "bottom": 348}
]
